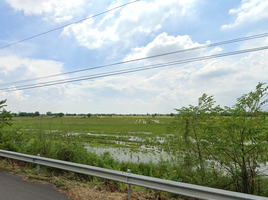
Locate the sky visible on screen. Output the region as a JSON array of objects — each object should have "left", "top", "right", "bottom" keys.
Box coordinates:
[{"left": 0, "top": 0, "right": 268, "bottom": 114}]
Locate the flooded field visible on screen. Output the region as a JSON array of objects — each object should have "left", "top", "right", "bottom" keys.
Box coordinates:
[{"left": 10, "top": 115, "right": 177, "bottom": 163}]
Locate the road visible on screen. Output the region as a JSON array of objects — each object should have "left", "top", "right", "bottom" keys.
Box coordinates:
[{"left": 0, "top": 172, "right": 71, "bottom": 200}]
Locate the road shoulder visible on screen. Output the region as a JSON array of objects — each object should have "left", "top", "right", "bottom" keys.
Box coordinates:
[{"left": 0, "top": 172, "right": 71, "bottom": 200}]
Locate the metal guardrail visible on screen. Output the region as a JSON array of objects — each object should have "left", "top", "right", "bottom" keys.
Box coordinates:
[{"left": 0, "top": 149, "right": 267, "bottom": 200}]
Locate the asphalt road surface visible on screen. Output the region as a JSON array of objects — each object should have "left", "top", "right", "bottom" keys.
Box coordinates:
[{"left": 0, "top": 172, "right": 71, "bottom": 200}]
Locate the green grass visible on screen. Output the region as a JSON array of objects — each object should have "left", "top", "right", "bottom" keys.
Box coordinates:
[
  {"left": 10, "top": 115, "right": 268, "bottom": 153},
  {"left": 8, "top": 116, "right": 176, "bottom": 152},
  {"left": 2, "top": 115, "right": 268, "bottom": 197},
  {"left": 11, "top": 116, "right": 174, "bottom": 134}
]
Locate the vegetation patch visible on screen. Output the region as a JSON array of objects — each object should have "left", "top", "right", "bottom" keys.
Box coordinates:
[
  {"left": 1, "top": 82, "right": 268, "bottom": 198},
  {"left": 0, "top": 158, "right": 181, "bottom": 200}
]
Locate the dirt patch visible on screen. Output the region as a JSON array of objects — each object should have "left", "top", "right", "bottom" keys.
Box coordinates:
[{"left": 21, "top": 175, "right": 172, "bottom": 200}]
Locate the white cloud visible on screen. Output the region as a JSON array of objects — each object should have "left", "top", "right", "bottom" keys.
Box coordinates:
[
  {"left": 98, "top": 1, "right": 122, "bottom": 27},
  {"left": 62, "top": 0, "right": 196, "bottom": 49},
  {"left": 192, "top": 59, "right": 236, "bottom": 81},
  {"left": 114, "top": 0, "right": 186, "bottom": 36},
  {"left": 222, "top": 0, "right": 268, "bottom": 29},
  {"left": 124, "top": 33, "right": 201, "bottom": 61},
  {"left": 0, "top": 86, "right": 28, "bottom": 101},
  {"left": 5, "top": 0, "right": 48, "bottom": 15},
  {"left": 6, "top": 0, "right": 197, "bottom": 49},
  {"left": 2, "top": 49, "right": 267, "bottom": 114},
  {"left": 5, "top": 0, "right": 87, "bottom": 23},
  {"left": 0, "top": 55, "right": 64, "bottom": 81},
  {"left": 123, "top": 32, "right": 222, "bottom": 68},
  {"left": 67, "top": 17, "right": 109, "bottom": 49},
  {"left": 0, "top": 54, "right": 67, "bottom": 110},
  {"left": 95, "top": 49, "right": 268, "bottom": 111},
  {"left": 235, "top": 50, "right": 268, "bottom": 82}
]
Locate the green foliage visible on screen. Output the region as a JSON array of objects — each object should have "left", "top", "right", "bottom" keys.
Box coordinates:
[
  {"left": 169, "top": 82, "right": 268, "bottom": 195},
  {"left": 34, "top": 111, "right": 40, "bottom": 117},
  {"left": 0, "top": 129, "right": 31, "bottom": 152},
  {"left": 58, "top": 112, "right": 64, "bottom": 118},
  {"left": 1, "top": 90, "right": 268, "bottom": 197},
  {"left": 0, "top": 99, "right": 12, "bottom": 129},
  {"left": 52, "top": 142, "right": 88, "bottom": 163},
  {"left": 206, "top": 82, "right": 268, "bottom": 194}
]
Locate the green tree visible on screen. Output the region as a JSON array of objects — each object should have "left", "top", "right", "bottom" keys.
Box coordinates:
[
  {"left": 46, "top": 111, "right": 52, "bottom": 116},
  {"left": 169, "top": 94, "right": 222, "bottom": 182},
  {"left": 58, "top": 112, "right": 64, "bottom": 118},
  {"left": 0, "top": 99, "right": 13, "bottom": 151},
  {"left": 0, "top": 99, "right": 12, "bottom": 129},
  {"left": 169, "top": 82, "right": 268, "bottom": 194},
  {"left": 203, "top": 82, "right": 268, "bottom": 194},
  {"left": 87, "top": 113, "right": 92, "bottom": 118},
  {"left": 34, "top": 111, "right": 40, "bottom": 117}
]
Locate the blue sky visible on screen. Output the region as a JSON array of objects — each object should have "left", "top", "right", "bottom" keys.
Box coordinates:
[{"left": 0, "top": 0, "right": 268, "bottom": 114}]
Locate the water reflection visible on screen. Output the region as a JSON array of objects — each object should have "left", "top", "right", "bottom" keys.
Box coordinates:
[{"left": 86, "top": 145, "right": 172, "bottom": 163}]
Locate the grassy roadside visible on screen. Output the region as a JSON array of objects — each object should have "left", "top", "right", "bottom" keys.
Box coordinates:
[{"left": 0, "top": 157, "right": 184, "bottom": 200}]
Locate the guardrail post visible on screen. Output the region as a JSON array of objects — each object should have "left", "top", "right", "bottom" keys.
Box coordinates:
[
  {"left": 37, "top": 154, "right": 40, "bottom": 174},
  {"left": 127, "top": 169, "right": 131, "bottom": 199}
]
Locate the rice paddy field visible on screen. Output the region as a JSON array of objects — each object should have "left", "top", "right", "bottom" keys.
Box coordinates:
[
  {"left": 3, "top": 114, "right": 268, "bottom": 197},
  {"left": 9, "top": 115, "right": 177, "bottom": 163}
]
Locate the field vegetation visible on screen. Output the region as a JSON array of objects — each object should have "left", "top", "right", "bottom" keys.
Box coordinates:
[{"left": 1, "top": 83, "right": 268, "bottom": 198}]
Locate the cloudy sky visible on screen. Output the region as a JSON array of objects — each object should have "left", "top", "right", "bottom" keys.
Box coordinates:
[{"left": 0, "top": 0, "right": 268, "bottom": 114}]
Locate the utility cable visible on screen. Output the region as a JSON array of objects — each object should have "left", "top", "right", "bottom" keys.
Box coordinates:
[
  {"left": 2, "top": 45, "right": 268, "bottom": 92},
  {"left": 0, "top": 0, "right": 139, "bottom": 50},
  {"left": 1, "top": 32, "right": 268, "bottom": 87}
]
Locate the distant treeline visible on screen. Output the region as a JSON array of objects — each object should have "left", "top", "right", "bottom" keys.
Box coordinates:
[
  {"left": 12, "top": 112, "right": 177, "bottom": 117},
  {"left": 12, "top": 110, "right": 268, "bottom": 117},
  {"left": 13, "top": 111, "right": 40, "bottom": 117}
]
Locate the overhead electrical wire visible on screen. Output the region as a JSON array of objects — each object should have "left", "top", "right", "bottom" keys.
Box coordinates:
[
  {"left": 2, "top": 45, "right": 268, "bottom": 92},
  {"left": 262, "top": 104, "right": 268, "bottom": 109},
  {"left": 260, "top": 93, "right": 268, "bottom": 100},
  {"left": 262, "top": 104, "right": 268, "bottom": 112},
  {"left": 1, "top": 32, "right": 268, "bottom": 87},
  {"left": 0, "top": 0, "right": 140, "bottom": 50},
  {"left": 260, "top": 94, "right": 268, "bottom": 112}
]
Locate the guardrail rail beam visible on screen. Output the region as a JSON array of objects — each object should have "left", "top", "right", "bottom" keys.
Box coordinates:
[{"left": 0, "top": 149, "right": 267, "bottom": 200}]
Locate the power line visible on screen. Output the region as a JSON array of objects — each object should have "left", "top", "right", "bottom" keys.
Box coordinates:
[
  {"left": 260, "top": 94, "right": 268, "bottom": 102},
  {"left": 2, "top": 45, "right": 268, "bottom": 92},
  {"left": 0, "top": 0, "right": 139, "bottom": 50},
  {"left": 262, "top": 104, "right": 268, "bottom": 109},
  {"left": 262, "top": 104, "right": 268, "bottom": 112},
  {"left": 1, "top": 32, "right": 268, "bottom": 87}
]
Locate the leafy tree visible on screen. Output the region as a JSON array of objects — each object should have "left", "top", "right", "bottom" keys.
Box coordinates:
[
  {"left": 204, "top": 82, "right": 268, "bottom": 194},
  {"left": 87, "top": 113, "right": 92, "bottom": 118},
  {"left": 169, "top": 94, "right": 222, "bottom": 182},
  {"left": 169, "top": 82, "right": 268, "bottom": 194},
  {"left": 18, "top": 112, "right": 27, "bottom": 117},
  {"left": 0, "top": 99, "right": 12, "bottom": 129},
  {"left": 58, "top": 112, "right": 64, "bottom": 118},
  {"left": 0, "top": 99, "right": 13, "bottom": 150},
  {"left": 46, "top": 111, "right": 52, "bottom": 116},
  {"left": 34, "top": 111, "right": 40, "bottom": 117}
]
